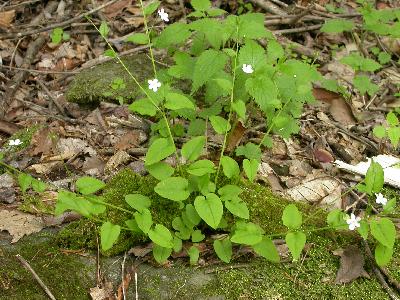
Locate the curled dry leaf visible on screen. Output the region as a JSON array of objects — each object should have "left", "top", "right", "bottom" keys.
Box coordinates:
[
  {"left": 0, "top": 210, "right": 44, "bottom": 243},
  {"left": 333, "top": 245, "right": 370, "bottom": 284},
  {"left": 0, "top": 10, "right": 15, "bottom": 28}
]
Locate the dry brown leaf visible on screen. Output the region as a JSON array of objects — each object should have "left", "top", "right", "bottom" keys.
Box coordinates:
[
  {"left": 0, "top": 10, "right": 15, "bottom": 28},
  {"left": 105, "top": 150, "right": 131, "bottom": 173},
  {"left": 103, "top": 0, "right": 131, "bottom": 18},
  {"left": 29, "top": 127, "right": 55, "bottom": 156},
  {"left": 334, "top": 245, "right": 370, "bottom": 284},
  {"left": 226, "top": 120, "right": 246, "bottom": 152},
  {"left": 0, "top": 210, "right": 44, "bottom": 243},
  {"left": 329, "top": 98, "right": 356, "bottom": 125},
  {"left": 89, "top": 282, "right": 114, "bottom": 300},
  {"left": 314, "top": 148, "right": 334, "bottom": 163},
  {"left": 115, "top": 131, "right": 141, "bottom": 151}
]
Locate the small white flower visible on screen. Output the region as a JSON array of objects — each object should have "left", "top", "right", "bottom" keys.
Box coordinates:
[
  {"left": 9, "top": 139, "right": 22, "bottom": 146},
  {"left": 158, "top": 8, "right": 169, "bottom": 22},
  {"left": 242, "top": 64, "right": 254, "bottom": 74},
  {"left": 293, "top": 74, "right": 297, "bottom": 78},
  {"left": 148, "top": 78, "right": 161, "bottom": 92},
  {"left": 375, "top": 193, "right": 388, "bottom": 206},
  {"left": 346, "top": 213, "right": 361, "bottom": 231}
]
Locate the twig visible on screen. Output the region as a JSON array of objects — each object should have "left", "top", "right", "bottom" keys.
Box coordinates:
[
  {"left": 15, "top": 254, "right": 57, "bottom": 300},
  {"left": 249, "top": 0, "right": 286, "bottom": 16},
  {"left": 268, "top": 0, "right": 288, "bottom": 7},
  {"left": 363, "top": 241, "right": 400, "bottom": 300},
  {"left": 273, "top": 24, "right": 322, "bottom": 35},
  {"left": 1, "top": 0, "right": 42, "bottom": 11},
  {"left": 0, "top": 0, "right": 120, "bottom": 40},
  {"left": 0, "top": 64, "right": 79, "bottom": 74},
  {"left": 288, "top": 5, "right": 314, "bottom": 25},
  {"left": 36, "top": 78, "right": 67, "bottom": 116},
  {"left": 276, "top": 36, "right": 329, "bottom": 62}
]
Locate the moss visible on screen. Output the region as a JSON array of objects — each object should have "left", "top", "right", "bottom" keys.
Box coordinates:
[
  {"left": 19, "top": 193, "right": 54, "bottom": 215},
  {"left": 0, "top": 232, "right": 93, "bottom": 300},
  {"left": 66, "top": 54, "right": 156, "bottom": 105},
  {"left": 57, "top": 169, "right": 181, "bottom": 256}
]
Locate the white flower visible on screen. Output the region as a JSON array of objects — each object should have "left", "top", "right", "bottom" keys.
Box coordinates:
[
  {"left": 375, "top": 193, "right": 388, "bottom": 206},
  {"left": 158, "top": 8, "right": 169, "bottom": 22},
  {"left": 346, "top": 213, "right": 361, "bottom": 231},
  {"left": 9, "top": 139, "right": 22, "bottom": 146},
  {"left": 148, "top": 78, "right": 161, "bottom": 92},
  {"left": 242, "top": 64, "right": 254, "bottom": 74}
]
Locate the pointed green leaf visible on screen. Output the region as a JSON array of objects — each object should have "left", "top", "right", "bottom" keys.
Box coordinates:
[
  {"left": 209, "top": 116, "right": 231, "bottom": 134},
  {"left": 145, "top": 138, "right": 175, "bottom": 166},
  {"left": 144, "top": 0, "right": 161, "bottom": 16},
  {"left": 188, "top": 246, "right": 200, "bottom": 265},
  {"left": 213, "top": 239, "right": 232, "bottom": 263},
  {"left": 165, "top": 93, "right": 195, "bottom": 110},
  {"left": 129, "top": 98, "right": 157, "bottom": 116},
  {"left": 282, "top": 204, "right": 302, "bottom": 230},
  {"left": 364, "top": 160, "right": 384, "bottom": 195},
  {"left": 149, "top": 224, "right": 173, "bottom": 248},
  {"left": 153, "top": 244, "right": 172, "bottom": 264},
  {"left": 155, "top": 177, "right": 190, "bottom": 201},
  {"left": 375, "top": 242, "right": 393, "bottom": 266},
  {"left": 243, "top": 158, "right": 259, "bottom": 182},
  {"left": 18, "top": 173, "right": 32, "bottom": 193},
  {"left": 187, "top": 160, "right": 215, "bottom": 176},
  {"left": 225, "top": 198, "right": 249, "bottom": 219},
  {"left": 191, "top": 229, "right": 205, "bottom": 242},
  {"left": 285, "top": 231, "right": 306, "bottom": 262},
  {"left": 320, "top": 19, "right": 354, "bottom": 33},
  {"left": 231, "top": 222, "right": 263, "bottom": 245},
  {"left": 135, "top": 209, "right": 153, "bottom": 234},
  {"left": 370, "top": 218, "right": 396, "bottom": 248},
  {"left": 182, "top": 136, "right": 206, "bottom": 161},
  {"left": 252, "top": 237, "right": 280, "bottom": 263},
  {"left": 125, "top": 33, "right": 148, "bottom": 44},
  {"left": 125, "top": 194, "right": 151, "bottom": 213},
  {"left": 220, "top": 156, "right": 240, "bottom": 179},
  {"left": 194, "top": 194, "right": 223, "bottom": 229},
  {"left": 146, "top": 162, "right": 174, "bottom": 181},
  {"left": 76, "top": 177, "right": 105, "bottom": 195},
  {"left": 100, "top": 222, "right": 121, "bottom": 251}
]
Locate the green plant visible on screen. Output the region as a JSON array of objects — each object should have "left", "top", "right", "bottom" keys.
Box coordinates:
[
  {"left": 50, "top": 27, "right": 70, "bottom": 44},
  {"left": 46, "top": 0, "right": 398, "bottom": 266},
  {"left": 373, "top": 111, "right": 400, "bottom": 148}
]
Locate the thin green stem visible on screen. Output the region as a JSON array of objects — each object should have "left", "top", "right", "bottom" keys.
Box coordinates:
[
  {"left": 138, "top": 0, "right": 157, "bottom": 77},
  {"left": 215, "top": 25, "right": 240, "bottom": 187},
  {"left": 87, "top": 18, "right": 180, "bottom": 169},
  {"left": 86, "top": 195, "right": 133, "bottom": 214}
]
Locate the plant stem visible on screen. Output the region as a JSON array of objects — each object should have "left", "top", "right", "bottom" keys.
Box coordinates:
[
  {"left": 138, "top": 0, "right": 157, "bottom": 77},
  {"left": 215, "top": 25, "right": 240, "bottom": 187},
  {"left": 86, "top": 195, "right": 133, "bottom": 214}
]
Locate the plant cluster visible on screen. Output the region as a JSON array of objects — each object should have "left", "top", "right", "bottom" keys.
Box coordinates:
[{"left": 7, "top": 0, "right": 399, "bottom": 266}]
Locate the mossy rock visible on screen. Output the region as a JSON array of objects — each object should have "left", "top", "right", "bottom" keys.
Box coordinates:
[{"left": 65, "top": 54, "right": 156, "bottom": 105}]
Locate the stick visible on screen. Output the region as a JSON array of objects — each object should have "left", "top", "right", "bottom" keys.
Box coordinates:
[
  {"left": 272, "top": 24, "right": 322, "bottom": 35},
  {"left": 249, "top": 0, "right": 286, "bottom": 16},
  {"left": 0, "top": 0, "right": 120, "bottom": 40},
  {"left": 15, "top": 254, "right": 57, "bottom": 300}
]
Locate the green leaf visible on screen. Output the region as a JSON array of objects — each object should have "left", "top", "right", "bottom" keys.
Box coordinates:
[
  {"left": 18, "top": 173, "right": 32, "bottom": 193},
  {"left": 252, "top": 237, "right": 280, "bottom": 263},
  {"left": 245, "top": 75, "right": 279, "bottom": 112},
  {"left": 165, "top": 93, "right": 195, "bottom": 110},
  {"left": 146, "top": 162, "right": 174, "bottom": 181},
  {"left": 220, "top": 156, "right": 240, "bottom": 179},
  {"left": 370, "top": 218, "right": 396, "bottom": 248},
  {"left": 320, "top": 19, "right": 354, "bottom": 33},
  {"left": 364, "top": 160, "right": 384, "bottom": 195},
  {"left": 387, "top": 127, "right": 400, "bottom": 148},
  {"left": 341, "top": 53, "right": 382, "bottom": 72},
  {"left": 51, "top": 28, "right": 63, "bottom": 44},
  {"left": 76, "top": 177, "right": 105, "bottom": 195},
  {"left": 209, "top": 116, "right": 231, "bottom": 134},
  {"left": 192, "top": 49, "right": 228, "bottom": 93},
  {"left": 149, "top": 224, "right": 173, "bottom": 248},
  {"left": 153, "top": 244, "right": 172, "bottom": 264},
  {"left": 99, "top": 21, "right": 109, "bottom": 37},
  {"left": 168, "top": 51, "right": 194, "bottom": 80},
  {"left": 191, "top": 229, "right": 205, "bottom": 242},
  {"left": 231, "top": 222, "right": 263, "bottom": 245},
  {"left": 188, "top": 119, "right": 206, "bottom": 136},
  {"left": 207, "top": 8, "right": 226, "bottom": 17},
  {"left": 326, "top": 209, "right": 348, "bottom": 230},
  {"left": 194, "top": 193, "right": 223, "bottom": 229},
  {"left": 182, "top": 136, "right": 206, "bottom": 161},
  {"left": 172, "top": 217, "right": 192, "bottom": 240},
  {"left": 282, "top": 204, "right": 302, "bottom": 230},
  {"left": 144, "top": 0, "right": 161, "bottom": 16},
  {"left": 125, "top": 194, "right": 151, "bottom": 213},
  {"left": 225, "top": 198, "right": 249, "bottom": 219},
  {"left": 218, "top": 185, "right": 242, "bottom": 198},
  {"left": 189, "top": 18, "right": 224, "bottom": 49},
  {"left": 213, "top": 239, "right": 232, "bottom": 263},
  {"left": 145, "top": 138, "right": 175, "bottom": 166},
  {"left": 186, "top": 204, "right": 201, "bottom": 226},
  {"left": 386, "top": 111, "right": 399, "bottom": 126},
  {"left": 383, "top": 198, "right": 396, "bottom": 213},
  {"left": 188, "top": 246, "right": 200, "bottom": 265},
  {"left": 375, "top": 242, "right": 393, "bottom": 266},
  {"left": 191, "top": 0, "right": 211, "bottom": 11},
  {"left": 373, "top": 125, "right": 386, "bottom": 138},
  {"left": 187, "top": 160, "right": 215, "bottom": 176},
  {"left": 125, "top": 33, "right": 148, "bottom": 44},
  {"left": 154, "top": 23, "right": 191, "bottom": 48},
  {"left": 238, "top": 40, "right": 266, "bottom": 70},
  {"left": 357, "top": 220, "right": 369, "bottom": 240},
  {"left": 232, "top": 100, "right": 246, "bottom": 119},
  {"left": 173, "top": 236, "right": 183, "bottom": 252},
  {"left": 285, "top": 231, "right": 306, "bottom": 262},
  {"left": 55, "top": 191, "right": 106, "bottom": 217},
  {"left": 243, "top": 158, "right": 259, "bottom": 182},
  {"left": 235, "top": 143, "right": 261, "bottom": 160},
  {"left": 266, "top": 39, "right": 284, "bottom": 62},
  {"left": 100, "top": 222, "right": 121, "bottom": 251},
  {"left": 155, "top": 177, "right": 190, "bottom": 201},
  {"left": 32, "top": 179, "right": 47, "bottom": 193},
  {"left": 353, "top": 75, "right": 379, "bottom": 96},
  {"left": 237, "top": 13, "right": 272, "bottom": 39},
  {"left": 129, "top": 98, "right": 157, "bottom": 116},
  {"left": 135, "top": 209, "right": 153, "bottom": 234}
]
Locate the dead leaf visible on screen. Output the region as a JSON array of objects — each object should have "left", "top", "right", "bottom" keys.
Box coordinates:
[
  {"left": 115, "top": 131, "right": 141, "bottom": 151},
  {"left": 0, "top": 10, "right": 15, "bottom": 28},
  {"left": 226, "top": 121, "right": 246, "bottom": 152},
  {"left": 0, "top": 210, "right": 44, "bottom": 243},
  {"left": 105, "top": 150, "right": 131, "bottom": 174},
  {"left": 29, "top": 127, "right": 55, "bottom": 156},
  {"left": 334, "top": 245, "right": 370, "bottom": 284},
  {"left": 89, "top": 282, "right": 114, "bottom": 300},
  {"left": 103, "top": 0, "right": 131, "bottom": 18},
  {"left": 128, "top": 244, "right": 152, "bottom": 257},
  {"left": 314, "top": 148, "right": 334, "bottom": 163},
  {"left": 329, "top": 98, "right": 356, "bottom": 125},
  {"left": 312, "top": 88, "right": 340, "bottom": 102}
]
